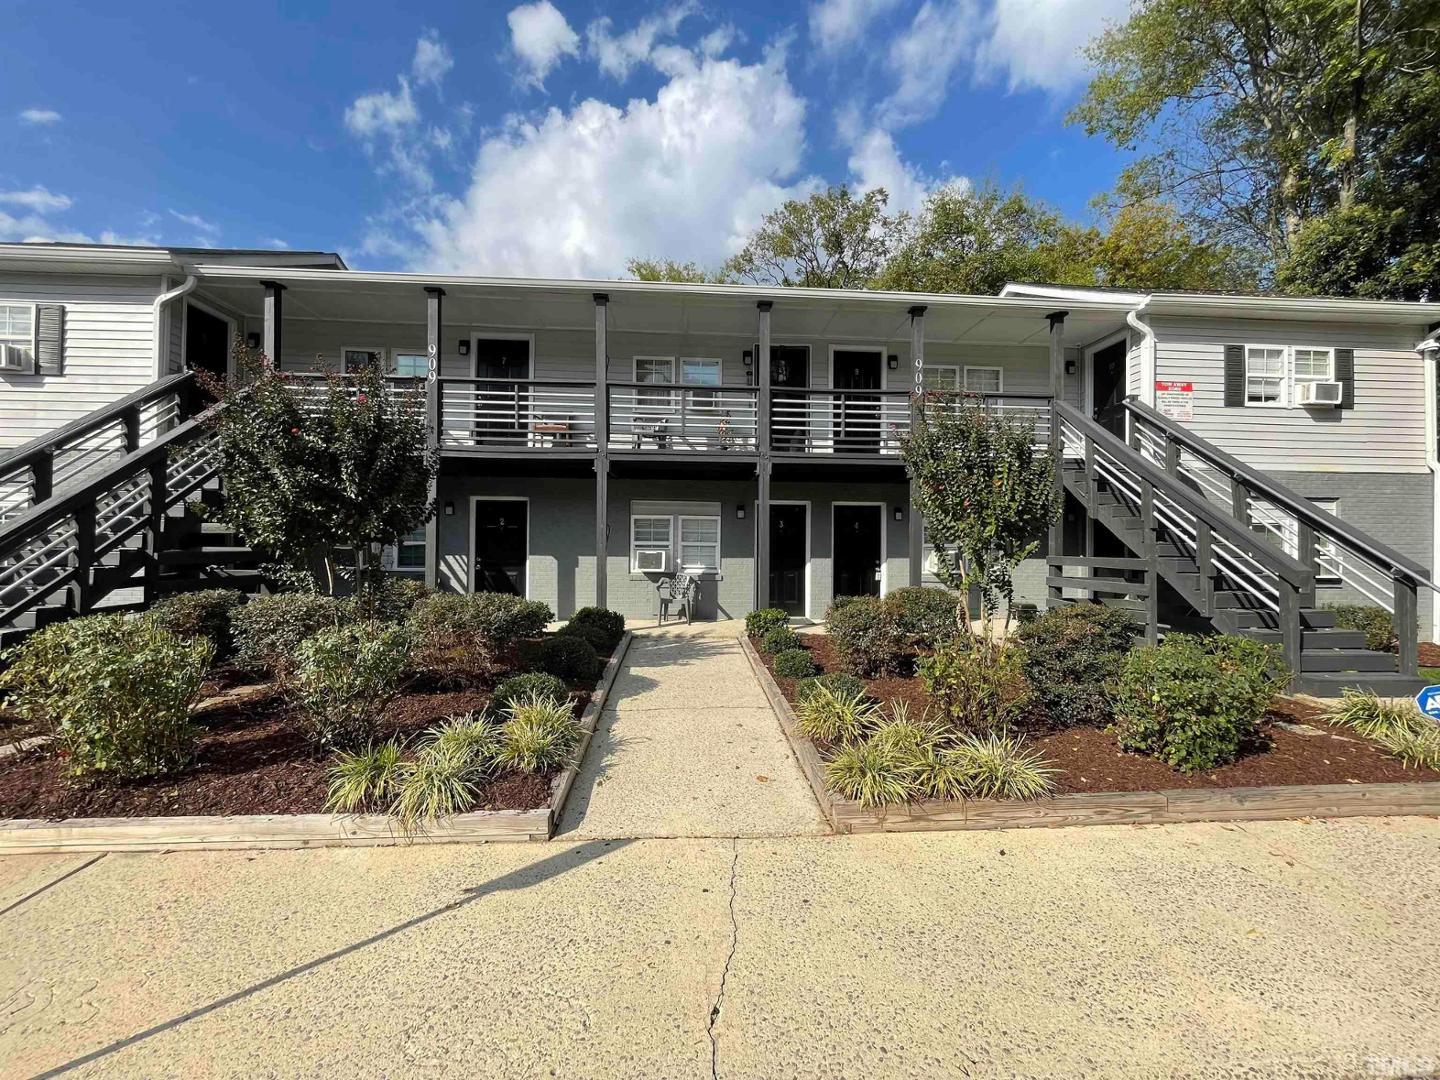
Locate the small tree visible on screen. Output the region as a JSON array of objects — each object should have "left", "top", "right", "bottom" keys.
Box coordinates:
[
  {"left": 206, "top": 347, "right": 437, "bottom": 595},
  {"left": 901, "top": 393, "right": 1060, "bottom": 638}
]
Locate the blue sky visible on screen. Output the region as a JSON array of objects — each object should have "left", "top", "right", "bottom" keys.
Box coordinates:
[{"left": 1, "top": 0, "right": 1132, "bottom": 276}]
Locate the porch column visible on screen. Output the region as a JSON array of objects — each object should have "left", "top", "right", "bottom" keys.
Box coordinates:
[
  {"left": 756, "top": 300, "right": 773, "bottom": 611},
  {"left": 907, "top": 305, "right": 926, "bottom": 589},
  {"left": 1047, "top": 311, "right": 1068, "bottom": 606},
  {"left": 423, "top": 286, "right": 444, "bottom": 589},
  {"left": 594, "top": 293, "right": 610, "bottom": 609},
  {"left": 260, "top": 281, "right": 285, "bottom": 368}
]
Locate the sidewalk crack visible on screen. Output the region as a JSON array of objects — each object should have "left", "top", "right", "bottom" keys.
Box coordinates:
[{"left": 708, "top": 836, "right": 740, "bottom": 1080}]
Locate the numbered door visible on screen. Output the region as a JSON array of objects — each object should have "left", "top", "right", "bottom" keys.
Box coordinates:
[
  {"left": 473, "top": 499, "right": 528, "bottom": 596},
  {"left": 769, "top": 503, "right": 808, "bottom": 617},
  {"left": 833, "top": 504, "right": 882, "bottom": 599}
]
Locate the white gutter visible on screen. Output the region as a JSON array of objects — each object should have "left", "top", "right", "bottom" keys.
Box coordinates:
[
  {"left": 152, "top": 272, "right": 197, "bottom": 379},
  {"left": 1420, "top": 330, "right": 1440, "bottom": 640},
  {"left": 1125, "top": 297, "right": 1157, "bottom": 408}
]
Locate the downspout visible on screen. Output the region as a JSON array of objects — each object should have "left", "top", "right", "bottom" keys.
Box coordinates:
[
  {"left": 152, "top": 271, "right": 198, "bottom": 379},
  {"left": 1124, "top": 297, "right": 1157, "bottom": 444},
  {"left": 1419, "top": 329, "right": 1440, "bottom": 641}
]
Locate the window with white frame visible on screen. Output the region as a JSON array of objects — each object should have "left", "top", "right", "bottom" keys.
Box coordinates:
[
  {"left": 1248, "top": 496, "right": 1343, "bottom": 586},
  {"left": 964, "top": 366, "right": 1003, "bottom": 394},
  {"left": 635, "top": 356, "right": 676, "bottom": 411},
  {"left": 343, "top": 347, "right": 386, "bottom": 373},
  {"left": 1291, "top": 347, "right": 1334, "bottom": 390},
  {"left": 923, "top": 364, "right": 960, "bottom": 392},
  {"left": 0, "top": 303, "right": 35, "bottom": 361},
  {"left": 392, "top": 350, "right": 428, "bottom": 378},
  {"left": 678, "top": 515, "right": 721, "bottom": 571},
  {"left": 681, "top": 357, "right": 721, "bottom": 408},
  {"left": 1244, "top": 345, "right": 1286, "bottom": 405},
  {"left": 382, "top": 528, "right": 426, "bottom": 572},
  {"left": 631, "top": 515, "right": 672, "bottom": 571},
  {"left": 1310, "top": 497, "right": 1343, "bottom": 586}
]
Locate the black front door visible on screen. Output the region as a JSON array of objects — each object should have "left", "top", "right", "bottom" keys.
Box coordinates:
[
  {"left": 769, "top": 503, "right": 807, "bottom": 616},
  {"left": 474, "top": 338, "right": 531, "bottom": 440},
  {"left": 1092, "top": 340, "right": 1127, "bottom": 435},
  {"left": 185, "top": 304, "right": 229, "bottom": 379},
  {"left": 833, "top": 504, "right": 882, "bottom": 598},
  {"left": 770, "top": 345, "right": 810, "bottom": 451},
  {"left": 832, "top": 349, "right": 882, "bottom": 453},
  {"left": 474, "top": 500, "right": 528, "bottom": 596}
]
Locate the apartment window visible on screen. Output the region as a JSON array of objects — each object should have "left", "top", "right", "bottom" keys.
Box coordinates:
[
  {"left": 0, "top": 303, "right": 35, "bottom": 358},
  {"left": 1249, "top": 497, "right": 1343, "bottom": 586},
  {"left": 964, "top": 366, "right": 1003, "bottom": 394},
  {"left": 631, "top": 515, "right": 673, "bottom": 571},
  {"left": 635, "top": 356, "right": 675, "bottom": 411},
  {"left": 392, "top": 350, "right": 429, "bottom": 378},
  {"left": 1292, "top": 347, "right": 1334, "bottom": 388},
  {"left": 1244, "top": 345, "right": 1286, "bottom": 406},
  {"left": 678, "top": 516, "right": 721, "bottom": 572},
  {"left": 1310, "top": 497, "right": 1343, "bottom": 587},
  {"left": 343, "top": 347, "right": 386, "bottom": 373},
  {"left": 381, "top": 528, "right": 426, "bottom": 572},
  {"left": 923, "top": 365, "right": 960, "bottom": 392},
  {"left": 681, "top": 357, "right": 721, "bottom": 408}
]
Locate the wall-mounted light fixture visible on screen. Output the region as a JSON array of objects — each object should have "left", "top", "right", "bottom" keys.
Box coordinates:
[
  {"left": 736, "top": 504, "right": 747, "bottom": 519},
  {"left": 887, "top": 354, "right": 900, "bottom": 370},
  {"left": 246, "top": 332, "right": 261, "bottom": 350},
  {"left": 443, "top": 501, "right": 455, "bottom": 516},
  {"left": 742, "top": 349, "right": 753, "bottom": 367},
  {"left": 457, "top": 340, "right": 471, "bottom": 356},
  {"left": 1064, "top": 359, "right": 1077, "bottom": 375},
  {"left": 893, "top": 506, "right": 905, "bottom": 522}
]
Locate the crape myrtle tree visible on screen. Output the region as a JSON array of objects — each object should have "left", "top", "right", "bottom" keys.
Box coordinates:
[
  {"left": 203, "top": 345, "right": 437, "bottom": 596},
  {"left": 901, "top": 393, "right": 1060, "bottom": 639}
]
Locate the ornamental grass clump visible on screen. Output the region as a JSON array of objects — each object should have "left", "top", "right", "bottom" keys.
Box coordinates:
[
  {"left": 1325, "top": 689, "right": 1440, "bottom": 770},
  {"left": 795, "top": 673, "right": 868, "bottom": 705},
  {"left": 795, "top": 683, "right": 881, "bottom": 745},
  {"left": 325, "top": 738, "right": 408, "bottom": 814},
  {"left": 293, "top": 621, "right": 412, "bottom": 750},
  {"left": 494, "top": 692, "right": 582, "bottom": 774},
  {"left": 945, "top": 731, "right": 1058, "bottom": 801}
]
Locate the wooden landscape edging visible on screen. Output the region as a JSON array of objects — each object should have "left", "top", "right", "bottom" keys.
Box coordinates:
[
  {"left": 740, "top": 634, "right": 1440, "bottom": 836},
  {"left": 0, "top": 632, "right": 635, "bottom": 856}
]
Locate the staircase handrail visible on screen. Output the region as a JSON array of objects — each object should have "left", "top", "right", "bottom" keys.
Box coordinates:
[
  {"left": 1122, "top": 396, "right": 1436, "bottom": 590},
  {"left": 1052, "top": 400, "right": 1315, "bottom": 592}
]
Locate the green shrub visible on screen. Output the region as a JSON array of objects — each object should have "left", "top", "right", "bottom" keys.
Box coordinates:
[
  {"left": 557, "top": 621, "right": 616, "bottom": 655},
  {"left": 344, "top": 578, "right": 435, "bottom": 622},
  {"left": 566, "top": 607, "right": 625, "bottom": 649},
  {"left": 944, "top": 731, "right": 1058, "bottom": 800},
  {"left": 745, "top": 608, "right": 790, "bottom": 638},
  {"left": 293, "top": 621, "right": 412, "bottom": 749},
  {"left": 493, "top": 672, "right": 570, "bottom": 711},
  {"left": 795, "top": 682, "right": 880, "bottom": 745},
  {"left": 1112, "top": 634, "right": 1286, "bottom": 772},
  {"left": 325, "top": 738, "right": 407, "bottom": 814},
  {"left": 232, "top": 592, "right": 344, "bottom": 676},
  {"left": 772, "top": 647, "right": 819, "bottom": 679},
  {"left": 826, "top": 596, "right": 906, "bottom": 676},
  {"left": 520, "top": 634, "right": 601, "bottom": 681},
  {"left": 1015, "top": 603, "right": 1137, "bottom": 728},
  {"left": 883, "top": 586, "right": 960, "bottom": 650},
  {"left": 919, "top": 640, "right": 1032, "bottom": 735},
  {"left": 1327, "top": 604, "right": 1396, "bottom": 652},
  {"left": 0, "top": 614, "right": 212, "bottom": 778},
  {"left": 759, "top": 626, "right": 803, "bottom": 655},
  {"left": 824, "top": 741, "right": 914, "bottom": 807},
  {"left": 470, "top": 593, "right": 553, "bottom": 643},
  {"left": 147, "top": 589, "right": 248, "bottom": 662},
  {"left": 494, "top": 692, "right": 582, "bottom": 773},
  {"left": 828, "top": 595, "right": 865, "bottom": 612},
  {"left": 405, "top": 594, "right": 495, "bottom": 685},
  {"left": 796, "top": 673, "right": 867, "bottom": 705}
]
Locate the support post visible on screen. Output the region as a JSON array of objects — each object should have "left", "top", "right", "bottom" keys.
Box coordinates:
[
  {"left": 121, "top": 406, "right": 141, "bottom": 453},
  {"left": 1144, "top": 568, "right": 1160, "bottom": 645},
  {"left": 907, "top": 305, "right": 926, "bottom": 589},
  {"left": 69, "top": 503, "right": 96, "bottom": 614},
  {"left": 1278, "top": 582, "right": 1303, "bottom": 680},
  {"left": 423, "top": 286, "right": 444, "bottom": 590},
  {"left": 1046, "top": 312, "right": 1067, "bottom": 607},
  {"left": 260, "top": 281, "right": 285, "bottom": 369},
  {"left": 1394, "top": 572, "right": 1419, "bottom": 677},
  {"left": 1229, "top": 476, "right": 1249, "bottom": 526},
  {"left": 594, "top": 294, "right": 610, "bottom": 609},
  {"left": 145, "top": 455, "right": 168, "bottom": 603},
  {"left": 31, "top": 452, "right": 52, "bottom": 507},
  {"left": 756, "top": 300, "right": 773, "bottom": 610}
]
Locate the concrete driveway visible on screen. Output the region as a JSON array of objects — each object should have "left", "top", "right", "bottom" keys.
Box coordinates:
[{"left": 4, "top": 816, "right": 1440, "bottom": 1078}]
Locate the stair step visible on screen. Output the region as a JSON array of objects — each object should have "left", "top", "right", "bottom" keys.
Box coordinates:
[
  {"left": 148, "top": 568, "right": 266, "bottom": 594},
  {"left": 7, "top": 604, "right": 71, "bottom": 631},
  {"left": 156, "top": 546, "right": 261, "bottom": 567},
  {"left": 1293, "top": 671, "right": 1431, "bottom": 697},
  {"left": 1298, "top": 649, "right": 1398, "bottom": 673},
  {"left": 1241, "top": 627, "right": 1368, "bottom": 650}
]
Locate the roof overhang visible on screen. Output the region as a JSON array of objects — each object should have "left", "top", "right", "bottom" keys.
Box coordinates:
[{"left": 0, "top": 242, "right": 346, "bottom": 276}]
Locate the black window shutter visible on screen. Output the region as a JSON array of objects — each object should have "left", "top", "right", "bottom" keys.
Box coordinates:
[
  {"left": 1223, "top": 343, "right": 1245, "bottom": 406},
  {"left": 1335, "top": 347, "right": 1355, "bottom": 410},
  {"left": 35, "top": 304, "right": 64, "bottom": 376}
]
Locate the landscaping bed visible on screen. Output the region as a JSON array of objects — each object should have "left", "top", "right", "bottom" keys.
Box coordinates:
[{"left": 759, "top": 635, "right": 1440, "bottom": 793}]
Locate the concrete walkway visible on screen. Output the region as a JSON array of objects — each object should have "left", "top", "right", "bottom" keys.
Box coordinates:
[
  {"left": 4, "top": 817, "right": 1440, "bottom": 1078},
  {"left": 557, "top": 621, "right": 829, "bottom": 839}
]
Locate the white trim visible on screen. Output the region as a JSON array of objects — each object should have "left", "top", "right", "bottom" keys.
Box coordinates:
[
  {"left": 1081, "top": 328, "right": 1130, "bottom": 416},
  {"left": 470, "top": 332, "right": 535, "bottom": 379},
  {"left": 826, "top": 344, "right": 888, "bottom": 391},
  {"left": 676, "top": 513, "right": 722, "bottom": 573},
  {"left": 182, "top": 296, "right": 237, "bottom": 378},
  {"left": 963, "top": 364, "right": 1004, "bottom": 394},
  {"left": 831, "top": 501, "right": 887, "bottom": 598},
  {"left": 770, "top": 500, "right": 812, "bottom": 620},
  {"left": 629, "top": 512, "right": 674, "bottom": 573},
  {"left": 633, "top": 354, "right": 677, "bottom": 383},
  {"left": 0, "top": 298, "right": 38, "bottom": 364},
  {"left": 922, "top": 362, "right": 960, "bottom": 391},
  {"left": 469, "top": 496, "right": 531, "bottom": 598},
  {"left": 1242, "top": 343, "right": 1293, "bottom": 409}
]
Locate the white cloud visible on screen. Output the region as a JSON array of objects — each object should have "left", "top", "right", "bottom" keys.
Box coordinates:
[
  {"left": 975, "top": 0, "right": 1126, "bottom": 92},
  {"left": 345, "top": 78, "right": 419, "bottom": 138},
  {"left": 0, "top": 186, "right": 73, "bottom": 214},
  {"left": 18, "top": 108, "right": 62, "bottom": 126},
  {"left": 879, "top": 0, "right": 981, "bottom": 128},
  {"left": 411, "top": 50, "right": 811, "bottom": 277},
  {"left": 412, "top": 29, "right": 454, "bottom": 88},
  {"left": 508, "top": 1, "right": 580, "bottom": 88},
  {"left": 169, "top": 209, "right": 219, "bottom": 235},
  {"left": 263, "top": 238, "right": 291, "bottom": 249},
  {"left": 587, "top": 2, "right": 697, "bottom": 80},
  {"left": 808, "top": 0, "right": 901, "bottom": 54},
  {"left": 846, "top": 128, "right": 963, "bottom": 215}
]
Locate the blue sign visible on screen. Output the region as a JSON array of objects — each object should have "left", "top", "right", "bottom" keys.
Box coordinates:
[{"left": 1416, "top": 685, "right": 1440, "bottom": 720}]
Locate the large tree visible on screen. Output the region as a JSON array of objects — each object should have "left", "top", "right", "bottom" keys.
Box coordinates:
[{"left": 720, "top": 186, "right": 905, "bottom": 288}]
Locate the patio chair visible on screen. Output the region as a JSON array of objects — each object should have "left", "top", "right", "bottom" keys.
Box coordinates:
[{"left": 656, "top": 572, "right": 697, "bottom": 626}]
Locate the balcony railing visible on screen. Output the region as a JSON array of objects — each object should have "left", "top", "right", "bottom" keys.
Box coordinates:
[
  {"left": 606, "top": 383, "right": 759, "bottom": 452},
  {"left": 439, "top": 377, "right": 599, "bottom": 450},
  {"left": 770, "top": 388, "right": 911, "bottom": 455}
]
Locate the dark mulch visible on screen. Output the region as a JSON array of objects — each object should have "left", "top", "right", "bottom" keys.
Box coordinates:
[
  {"left": 0, "top": 667, "right": 599, "bottom": 821},
  {"left": 1419, "top": 641, "right": 1440, "bottom": 667},
  {"left": 756, "top": 633, "right": 1440, "bottom": 796}
]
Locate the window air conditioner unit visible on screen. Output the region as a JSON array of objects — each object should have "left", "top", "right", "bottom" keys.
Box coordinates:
[
  {"left": 1296, "top": 381, "right": 1343, "bottom": 406},
  {"left": 635, "top": 548, "right": 669, "bottom": 572},
  {"left": 0, "top": 344, "right": 26, "bottom": 371}
]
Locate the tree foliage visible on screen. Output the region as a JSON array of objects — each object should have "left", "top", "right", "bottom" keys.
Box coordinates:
[
  {"left": 207, "top": 347, "right": 437, "bottom": 594},
  {"left": 720, "top": 185, "right": 905, "bottom": 288},
  {"left": 901, "top": 395, "right": 1060, "bottom": 634},
  {"left": 625, "top": 257, "right": 728, "bottom": 284}
]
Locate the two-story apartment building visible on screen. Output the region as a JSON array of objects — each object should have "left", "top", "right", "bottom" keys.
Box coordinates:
[{"left": 1, "top": 243, "right": 1438, "bottom": 688}]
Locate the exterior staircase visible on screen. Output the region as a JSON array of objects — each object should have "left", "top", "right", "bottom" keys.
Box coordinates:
[
  {"left": 0, "top": 372, "right": 265, "bottom": 654},
  {"left": 1049, "top": 399, "right": 1434, "bottom": 696}
]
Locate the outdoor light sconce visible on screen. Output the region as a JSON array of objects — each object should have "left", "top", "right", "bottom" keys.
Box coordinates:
[
  {"left": 887, "top": 354, "right": 900, "bottom": 370},
  {"left": 246, "top": 332, "right": 261, "bottom": 350},
  {"left": 736, "top": 504, "right": 746, "bottom": 519},
  {"left": 457, "top": 340, "right": 471, "bottom": 356},
  {"left": 742, "top": 349, "right": 753, "bottom": 367},
  {"left": 893, "top": 506, "right": 905, "bottom": 522},
  {"left": 443, "top": 501, "right": 455, "bottom": 516},
  {"left": 1064, "top": 359, "right": 1077, "bottom": 375}
]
